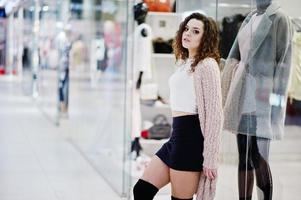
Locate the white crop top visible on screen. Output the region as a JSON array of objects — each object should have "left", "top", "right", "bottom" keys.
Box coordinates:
[{"left": 169, "top": 59, "right": 197, "bottom": 113}]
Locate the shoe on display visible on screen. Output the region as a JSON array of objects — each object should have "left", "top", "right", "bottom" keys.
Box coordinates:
[{"left": 131, "top": 137, "right": 142, "bottom": 159}]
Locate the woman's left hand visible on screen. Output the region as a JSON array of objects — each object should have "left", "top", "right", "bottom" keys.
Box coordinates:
[{"left": 203, "top": 167, "right": 217, "bottom": 180}]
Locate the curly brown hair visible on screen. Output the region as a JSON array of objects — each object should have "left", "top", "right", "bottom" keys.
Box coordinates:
[{"left": 173, "top": 13, "right": 220, "bottom": 72}]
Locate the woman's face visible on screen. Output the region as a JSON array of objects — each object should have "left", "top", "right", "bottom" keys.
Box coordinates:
[{"left": 182, "top": 19, "right": 204, "bottom": 53}]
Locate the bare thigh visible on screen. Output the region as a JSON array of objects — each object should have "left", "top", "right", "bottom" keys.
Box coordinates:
[
  {"left": 141, "top": 155, "right": 170, "bottom": 189},
  {"left": 170, "top": 169, "right": 200, "bottom": 198}
]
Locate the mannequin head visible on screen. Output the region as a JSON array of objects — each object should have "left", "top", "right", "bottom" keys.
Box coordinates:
[
  {"left": 134, "top": 2, "right": 148, "bottom": 25},
  {"left": 255, "top": 0, "right": 272, "bottom": 12}
]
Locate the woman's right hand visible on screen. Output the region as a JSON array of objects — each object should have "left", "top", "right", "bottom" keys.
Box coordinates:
[{"left": 203, "top": 167, "right": 217, "bottom": 180}]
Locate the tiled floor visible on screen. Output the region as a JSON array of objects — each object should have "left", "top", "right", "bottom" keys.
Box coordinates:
[
  {"left": 1, "top": 70, "right": 301, "bottom": 200},
  {"left": 0, "top": 78, "right": 120, "bottom": 200}
]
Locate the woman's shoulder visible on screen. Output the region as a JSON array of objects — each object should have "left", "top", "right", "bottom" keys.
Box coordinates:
[
  {"left": 196, "top": 57, "right": 220, "bottom": 72},
  {"left": 201, "top": 57, "right": 218, "bottom": 65}
]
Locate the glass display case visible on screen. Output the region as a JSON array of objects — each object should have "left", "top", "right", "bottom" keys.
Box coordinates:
[
  {"left": 64, "top": 0, "right": 134, "bottom": 197},
  {"left": 176, "top": 0, "right": 301, "bottom": 199},
  {"left": 25, "top": 0, "right": 134, "bottom": 197}
]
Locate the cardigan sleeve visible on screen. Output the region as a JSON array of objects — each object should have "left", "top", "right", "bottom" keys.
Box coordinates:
[{"left": 194, "top": 58, "right": 223, "bottom": 169}]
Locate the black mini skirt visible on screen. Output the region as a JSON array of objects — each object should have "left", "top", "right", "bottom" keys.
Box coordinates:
[{"left": 155, "top": 115, "right": 204, "bottom": 172}]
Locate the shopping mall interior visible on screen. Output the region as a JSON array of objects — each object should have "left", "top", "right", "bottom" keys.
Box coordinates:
[{"left": 0, "top": 0, "right": 301, "bottom": 199}]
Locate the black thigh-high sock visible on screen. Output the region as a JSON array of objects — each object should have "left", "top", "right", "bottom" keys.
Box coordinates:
[
  {"left": 239, "top": 197, "right": 252, "bottom": 200},
  {"left": 237, "top": 134, "right": 255, "bottom": 200},
  {"left": 238, "top": 170, "right": 254, "bottom": 200},
  {"left": 171, "top": 196, "right": 193, "bottom": 200},
  {"left": 252, "top": 137, "right": 272, "bottom": 200},
  {"left": 133, "top": 179, "right": 158, "bottom": 200},
  {"left": 255, "top": 158, "right": 273, "bottom": 200}
]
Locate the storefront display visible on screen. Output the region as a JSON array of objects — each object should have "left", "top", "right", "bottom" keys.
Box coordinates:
[
  {"left": 56, "top": 28, "right": 72, "bottom": 115},
  {"left": 136, "top": 0, "right": 301, "bottom": 200},
  {"left": 0, "top": 17, "right": 6, "bottom": 75},
  {"left": 2, "top": 0, "right": 300, "bottom": 199},
  {"left": 0, "top": 8, "right": 6, "bottom": 74},
  {"left": 286, "top": 20, "right": 301, "bottom": 125},
  {"left": 143, "top": 0, "right": 173, "bottom": 12},
  {"left": 0, "top": 6, "right": 23, "bottom": 76}
]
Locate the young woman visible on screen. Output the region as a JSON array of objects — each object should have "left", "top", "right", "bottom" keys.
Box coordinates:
[{"left": 133, "top": 13, "right": 223, "bottom": 200}]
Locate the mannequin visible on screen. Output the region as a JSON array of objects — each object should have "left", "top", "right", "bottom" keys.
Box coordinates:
[
  {"left": 91, "top": 31, "right": 108, "bottom": 79},
  {"left": 221, "top": 0, "right": 293, "bottom": 199},
  {"left": 56, "top": 26, "right": 72, "bottom": 116},
  {"left": 131, "top": 2, "right": 153, "bottom": 158}
]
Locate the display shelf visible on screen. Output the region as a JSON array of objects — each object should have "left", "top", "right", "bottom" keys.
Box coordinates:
[
  {"left": 141, "top": 102, "right": 172, "bottom": 124},
  {"left": 152, "top": 53, "right": 174, "bottom": 59},
  {"left": 146, "top": 11, "right": 180, "bottom": 40},
  {"left": 148, "top": 11, "right": 179, "bottom": 17},
  {"left": 141, "top": 100, "right": 170, "bottom": 108},
  {"left": 140, "top": 9, "right": 178, "bottom": 126}
]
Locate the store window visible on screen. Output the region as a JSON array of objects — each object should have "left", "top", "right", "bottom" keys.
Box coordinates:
[
  {"left": 66, "top": 0, "right": 133, "bottom": 197},
  {"left": 25, "top": 0, "right": 134, "bottom": 197},
  {"left": 21, "top": 0, "right": 301, "bottom": 199},
  {"left": 131, "top": 0, "right": 301, "bottom": 199},
  {"left": 0, "top": 7, "right": 6, "bottom": 74}
]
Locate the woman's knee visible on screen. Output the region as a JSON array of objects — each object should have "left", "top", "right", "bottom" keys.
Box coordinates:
[
  {"left": 141, "top": 156, "right": 170, "bottom": 188},
  {"left": 133, "top": 179, "right": 158, "bottom": 200}
]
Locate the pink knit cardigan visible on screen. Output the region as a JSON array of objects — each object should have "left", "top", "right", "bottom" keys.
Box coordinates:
[{"left": 193, "top": 58, "right": 223, "bottom": 200}]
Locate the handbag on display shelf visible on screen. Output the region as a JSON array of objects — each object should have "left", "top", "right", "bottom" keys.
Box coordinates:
[
  {"left": 148, "top": 114, "right": 171, "bottom": 140},
  {"left": 143, "top": 0, "right": 171, "bottom": 12},
  {"left": 140, "top": 83, "right": 158, "bottom": 100},
  {"left": 152, "top": 37, "right": 173, "bottom": 53}
]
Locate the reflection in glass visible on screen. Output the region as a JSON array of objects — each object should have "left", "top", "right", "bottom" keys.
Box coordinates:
[
  {"left": 32, "top": 0, "right": 41, "bottom": 98},
  {"left": 56, "top": 27, "right": 72, "bottom": 116},
  {"left": 287, "top": 19, "right": 301, "bottom": 126},
  {"left": 0, "top": 12, "right": 7, "bottom": 75},
  {"left": 67, "top": 0, "right": 133, "bottom": 197},
  {"left": 220, "top": 14, "right": 246, "bottom": 59}
]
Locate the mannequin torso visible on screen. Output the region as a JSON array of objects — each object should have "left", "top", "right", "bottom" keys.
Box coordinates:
[{"left": 222, "top": 1, "right": 293, "bottom": 140}]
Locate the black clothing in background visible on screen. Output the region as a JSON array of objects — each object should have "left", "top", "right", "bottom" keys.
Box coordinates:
[
  {"left": 153, "top": 37, "right": 173, "bottom": 54},
  {"left": 285, "top": 99, "right": 301, "bottom": 126},
  {"left": 220, "top": 14, "right": 246, "bottom": 59}
]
